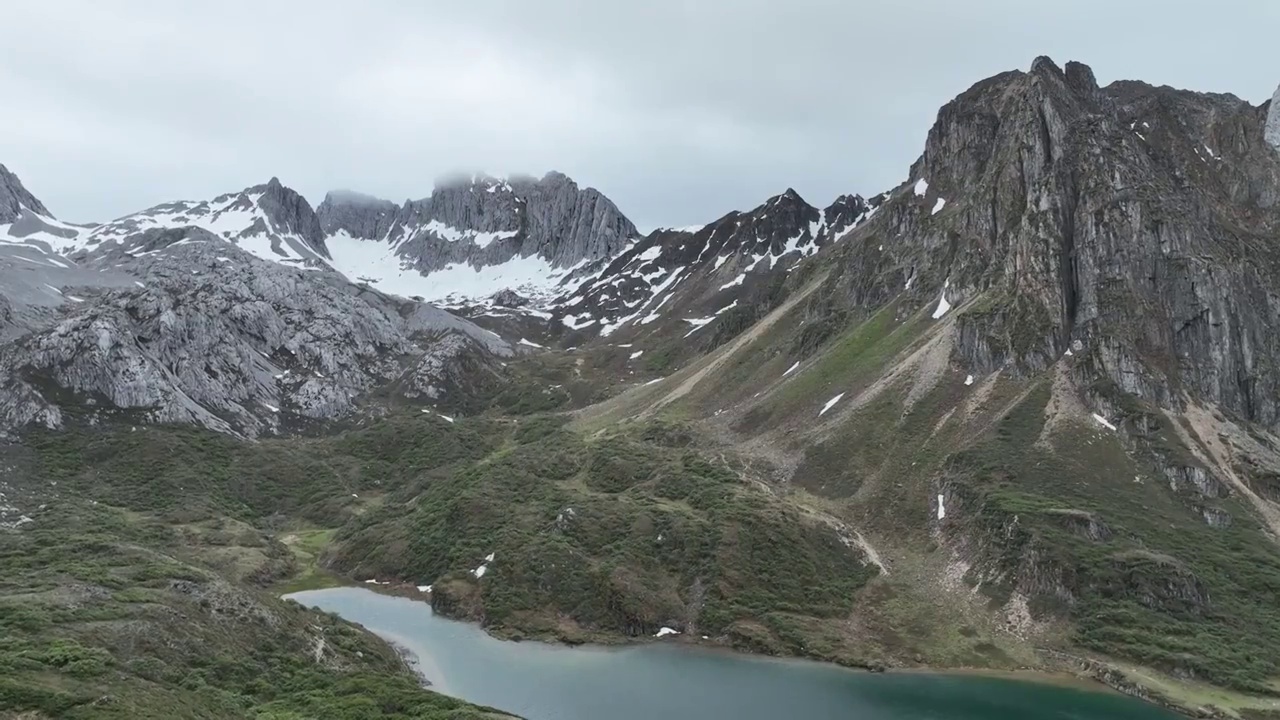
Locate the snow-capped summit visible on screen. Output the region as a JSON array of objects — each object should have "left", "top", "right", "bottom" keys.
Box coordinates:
[
  {"left": 317, "top": 171, "right": 638, "bottom": 306},
  {"left": 547, "top": 187, "right": 885, "bottom": 341},
  {"left": 5, "top": 168, "right": 642, "bottom": 310},
  {"left": 84, "top": 177, "right": 329, "bottom": 267}
]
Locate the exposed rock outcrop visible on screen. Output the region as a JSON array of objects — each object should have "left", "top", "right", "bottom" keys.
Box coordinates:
[
  {"left": 317, "top": 172, "right": 638, "bottom": 296},
  {"left": 0, "top": 227, "right": 511, "bottom": 437},
  {"left": 0, "top": 163, "right": 51, "bottom": 222},
  {"left": 1266, "top": 82, "right": 1280, "bottom": 150},
  {"left": 818, "top": 57, "right": 1280, "bottom": 430}
]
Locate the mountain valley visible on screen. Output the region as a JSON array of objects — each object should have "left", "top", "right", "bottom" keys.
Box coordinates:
[{"left": 3, "top": 57, "right": 1280, "bottom": 720}]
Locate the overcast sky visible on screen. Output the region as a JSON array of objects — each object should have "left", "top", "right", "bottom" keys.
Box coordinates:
[{"left": 2, "top": 1, "right": 1276, "bottom": 231}]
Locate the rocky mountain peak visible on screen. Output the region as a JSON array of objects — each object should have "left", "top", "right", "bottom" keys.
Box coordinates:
[
  {"left": 831, "top": 57, "right": 1280, "bottom": 432},
  {"left": 910, "top": 56, "right": 1106, "bottom": 204},
  {"left": 1064, "top": 60, "right": 1100, "bottom": 98},
  {"left": 316, "top": 190, "right": 400, "bottom": 240},
  {"left": 0, "top": 163, "right": 52, "bottom": 223},
  {"left": 316, "top": 170, "right": 638, "bottom": 305},
  {"left": 821, "top": 193, "right": 875, "bottom": 237},
  {"left": 1267, "top": 82, "right": 1280, "bottom": 150},
  {"left": 247, "top": 177, "right": 327, "bottom": 257}
]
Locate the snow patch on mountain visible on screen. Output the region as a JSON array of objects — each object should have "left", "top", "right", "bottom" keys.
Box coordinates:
[
  {"left": 819, "top": 393, "right": 846, "bottom": 416},
  {"left": 85, "top": 187, "right": 326, "bottom": 267},
  {"left": 327, "top": 229, "right": 591, "bottom": 305},
  {"left": 421, "top": 219, "right": 519, "bottom": 249},
  {"left": 931, "top": 281, "right": 952, "bottom": 319}
]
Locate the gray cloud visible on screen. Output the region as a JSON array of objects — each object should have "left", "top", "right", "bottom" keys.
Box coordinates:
[{"left": 2, "top": 0, "right": 1276, "bottom": 231}]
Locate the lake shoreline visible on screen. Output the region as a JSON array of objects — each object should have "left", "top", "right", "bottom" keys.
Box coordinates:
[
  {"left": 286, "top": 582, "right": 1214, "bottom": 720},
  {"left": 384, "top": 636, "right": 433, "bottom": 688}
]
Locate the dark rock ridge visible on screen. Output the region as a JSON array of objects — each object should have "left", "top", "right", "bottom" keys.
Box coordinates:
[
  {"left": 316, "top": 171, "right": 638, "bottom": 274},
  {"left": 252, "top": 177, "right": 328, "bottom": 256},
  {"left": 549, "top": 187, "right": 884, "bottom": 343},
  {"left": 817, "top": 57, "right": 1280, "bottom": 428},
  {"left": 0, "top": 163, "right": 51, "bottom": 223}
]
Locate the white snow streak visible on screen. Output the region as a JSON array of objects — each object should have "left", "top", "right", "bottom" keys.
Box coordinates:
[
  {"left": 819, "top": 393, "right": 846, "bottom": 416},
  {"left": 937, "top": 494, "right": 946, "bottom": 520},
  {"left": 1092, "top": 413, "right": 1117, "bottom": 432},
  {"left": 913, "top": 178, "right": 929, "bottom": 196},
  {"left": 562, "top": 313, "right": 596, "bottom": 330},
  {"left": 931, "top": 198, "right": 947, "bottom": 215},
  {"left": 783, "top": 361, "right": 800, "bottom": 377},
  {"left": 719, "top": 273, "right": 746, "bottom": 290},
  {"left": 682, "top": 317, "right": 715, "bottom": 337}
]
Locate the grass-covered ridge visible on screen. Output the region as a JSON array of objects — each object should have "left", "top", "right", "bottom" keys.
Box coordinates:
[
  {"left": 3, "top": 410, "right": 883, "bottom": 720},
  {"left": 0, "top": 498, "right": 509, "bottom": 719},
  {"left": 1, "top": 422, "right": 516, "bottom": 719},
  {"left": 330, "top": 418, "right": 880, "bottom": 654}
]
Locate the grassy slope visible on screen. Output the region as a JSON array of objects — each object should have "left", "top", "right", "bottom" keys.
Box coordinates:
[
  {"left": 330, "top": 418, "right": 882, "bottom": 663},
  {"left": 0, "top": 428, "right": 511, "bottom": 720},
  {"left": 596, "top": 290, "right": 1280, "bottom": 717},
  {"left": 9, "top": 283, "right": 1280, "bottom": 718}
]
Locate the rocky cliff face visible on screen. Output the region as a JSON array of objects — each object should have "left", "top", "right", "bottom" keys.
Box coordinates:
[
  {"left": 0, "top": 228, "right": 511, "bottom": 437},
  {"left": 252, "top": 177, "right": 329, "bottom": 256},
  {"left": 813, "top": 57, "right": 1280, "bottom": 429},
  {"left": 318, "top": 172, "right": 638, "bottom": 304},
  {"left": 1267, "top": 82, "right": 1280, "bottom": 150},
  {"left": 0, "top": 163, "right": 51, "bottom": 223},
  {"left": 0, "top": 164, "right": 517, "bottom": 438},
  {"left": 315, "top": 189, "right": 399, "bottom": 240}
]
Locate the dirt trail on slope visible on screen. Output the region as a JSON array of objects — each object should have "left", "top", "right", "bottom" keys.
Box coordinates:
[{"left": 646, "top": 272, "right": 828, "bottom": 413}]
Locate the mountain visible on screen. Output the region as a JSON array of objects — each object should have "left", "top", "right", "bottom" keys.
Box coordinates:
[
  {"left": 85, "top": 176, "right": 331, "bottom": 264},
  {"left": 4, "top": 58, "right": 1280, "bottom": 720},
  {"left": 519, "top": 57, "right": 1280, "bottom": 711},
  {"left": 317, "top": 172, "right": 639, "bottom": 305},
  {"left": 0, "top": 169, "right": 515, "bottom": 438},
  {"left": 327, "top": 58, "right": 1280, "bottom": 716},
  {"left": 544, "top": 188, "right": 884, "bottom": 349}
]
